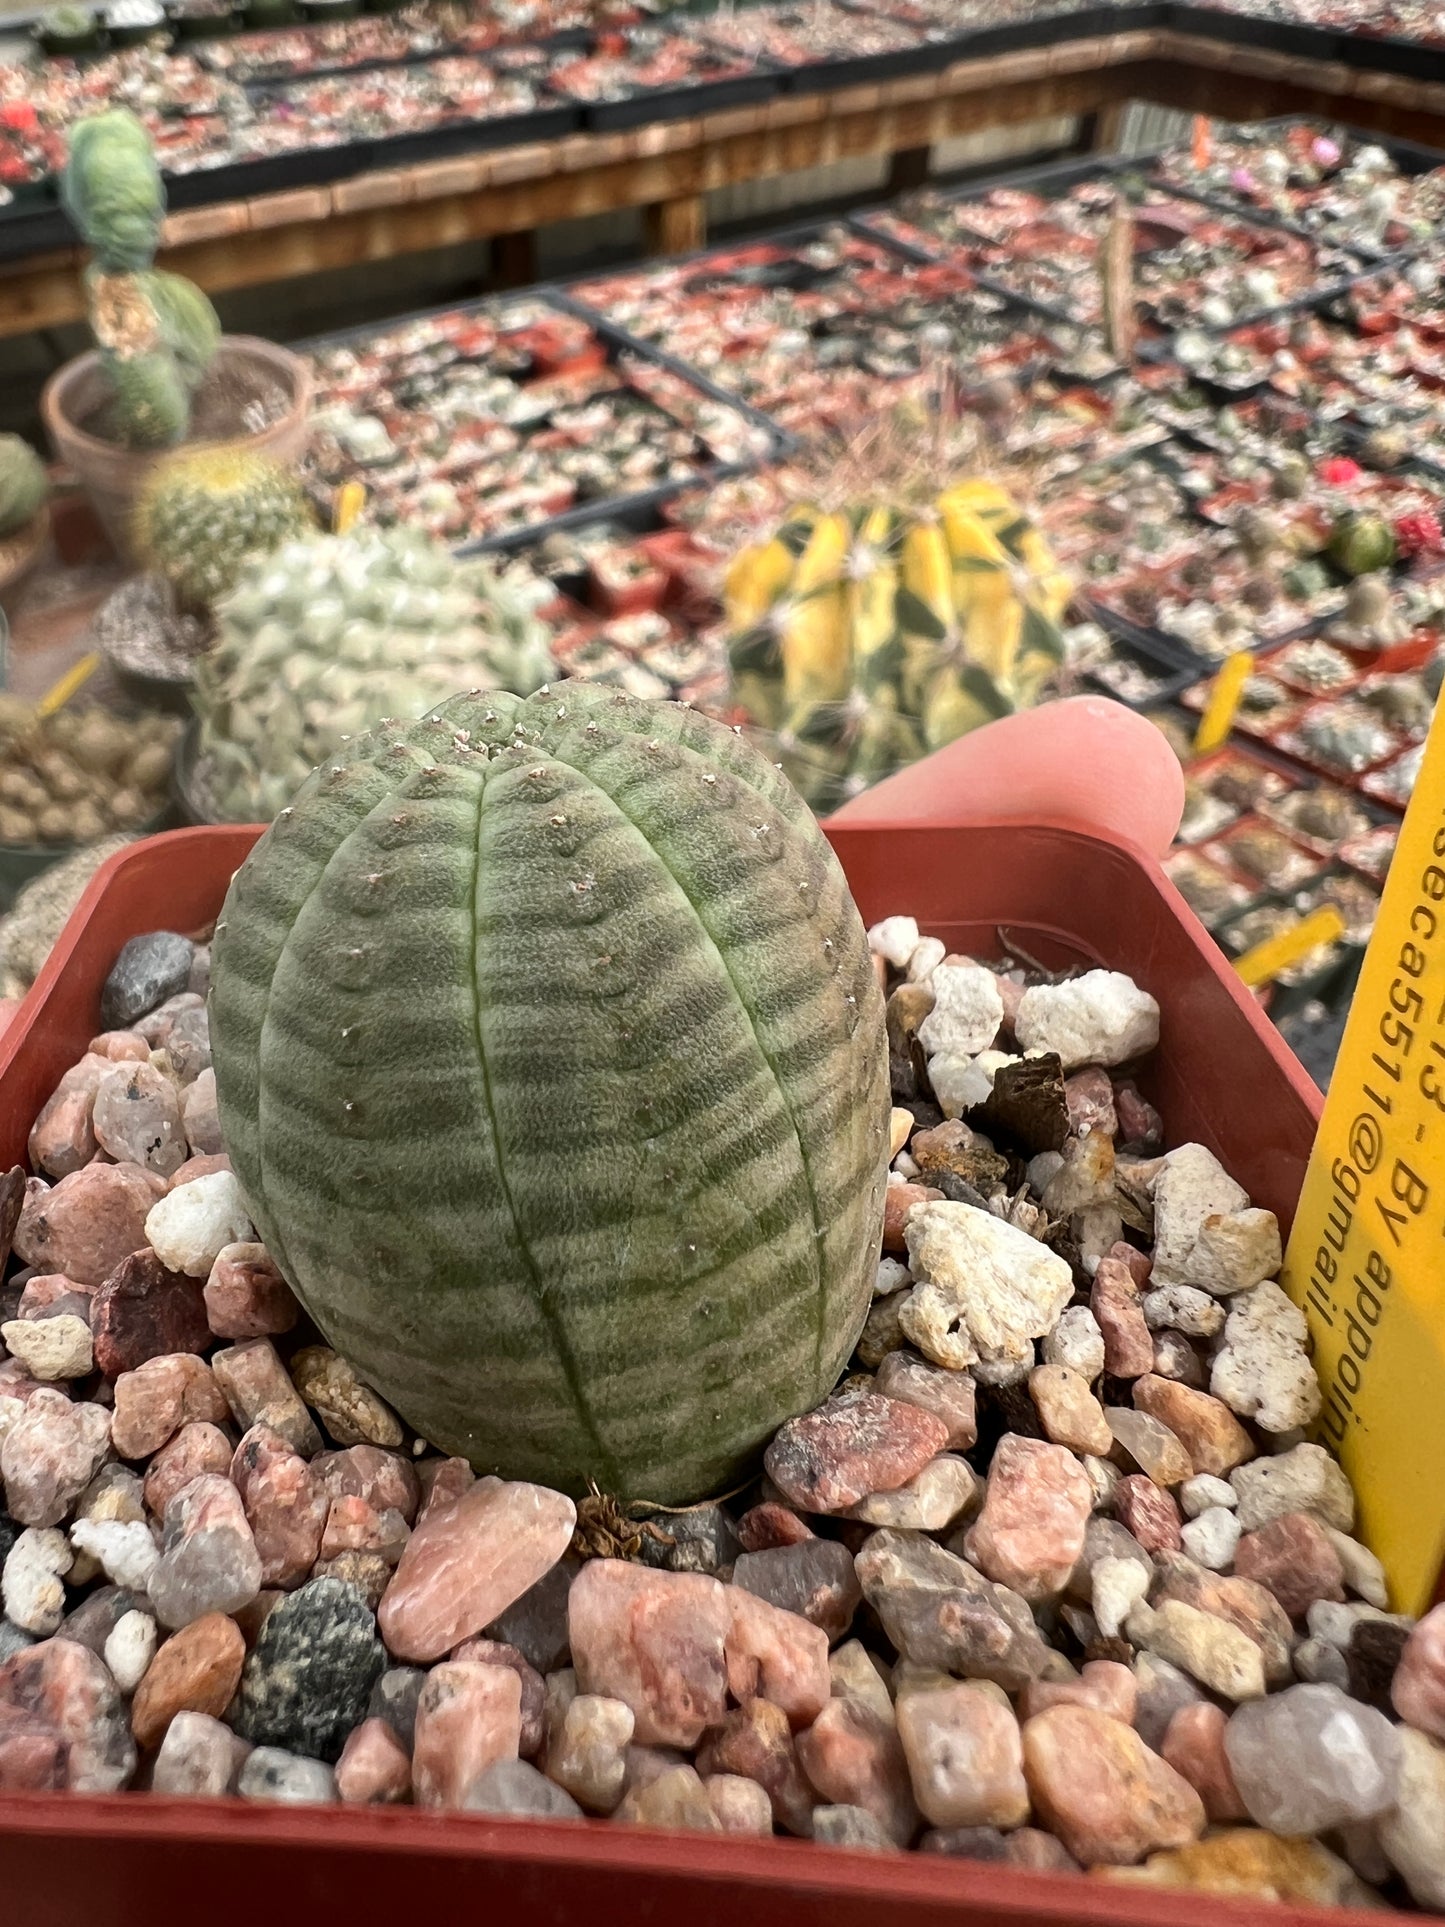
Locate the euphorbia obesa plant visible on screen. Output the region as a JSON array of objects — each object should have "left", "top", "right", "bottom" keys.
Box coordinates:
[
  {"left": 209, "top": 683, "right": 890, "bottom": 1504},
  {"left": 60, "top": 110, "right": 221, "bottom": 448}
]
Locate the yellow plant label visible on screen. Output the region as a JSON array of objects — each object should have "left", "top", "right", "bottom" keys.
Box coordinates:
[
  {"left": 334, "top": 482, "right": 366, "bottom": 536},
  {"left": 1282, "top": 700, "right": 1445, "bottom": 1614},
  {"left": 1234, "top": 904, "right": 1347, "bottom": 990},
  {"left": 1193, "top": 650, "right": 1254, "bottom": 756},
  {"left": 36, "top": 651, "right": 100, "bottom": 718}
]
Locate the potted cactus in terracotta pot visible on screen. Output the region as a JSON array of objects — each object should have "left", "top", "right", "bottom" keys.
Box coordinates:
[
  {"left": 40, "top": 109, "right": 312, "bottom": 562},
  {"left": 0, "top": 434, "right": 50, "bottom": 596}
]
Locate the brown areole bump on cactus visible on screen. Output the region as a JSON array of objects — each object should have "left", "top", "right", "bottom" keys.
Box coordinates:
[{"left": 208, "top": 683, "right": 890, "bottom": 1504}]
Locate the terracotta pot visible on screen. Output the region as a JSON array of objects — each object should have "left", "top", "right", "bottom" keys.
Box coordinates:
[{"left": 39, "top": 335, "right": 313, "bottom": 564}]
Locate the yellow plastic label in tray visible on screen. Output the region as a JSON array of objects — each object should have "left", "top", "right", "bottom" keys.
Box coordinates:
[
  {"left": 1282, "top": 702, "right": 1445, "bottom": 1615},
  {"left": 1194, "top": 650, "right": 1253, "bottom": 756},
  {"left": 1234, "top": 904, "right": 1347, "bottom": 991}
]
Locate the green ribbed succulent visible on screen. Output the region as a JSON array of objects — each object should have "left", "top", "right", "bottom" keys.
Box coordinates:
[
  {"left": 61, "top": 111, "right": 220, "bottom": 449},
  {"left": 208, "top": 683, "right": 889, "bottom": 1501},
  {"left": 0, "top": 436, "right": 47, "bottom": 538},
  {"left": 191, "top": 524, "right": 558, "bottom": 821},
  {"left": 135, "top": 446, "right": 315, "bottom": 611}
]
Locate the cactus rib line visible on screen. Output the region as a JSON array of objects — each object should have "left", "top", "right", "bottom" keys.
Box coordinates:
[
  {"left": 465, "top": 763, "right": 620, "bottom": 1493},
  {"left": 541, "top": 742, "right": 830, "bottom": 1387}
]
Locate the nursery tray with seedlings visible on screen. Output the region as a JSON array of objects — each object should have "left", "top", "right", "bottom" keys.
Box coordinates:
[
  {"left": 543, "top": 26, "right": 775, "bottom": 130},
  {"left": 298, "top": 296, "right": 772, "bottom": 550},
  {"left": 1149, "top": 119, "right": 1445, "bottom": 260},
  {"left": 566, "top": 226, "right": 1106, "bottom": 440},
  {"left": 694, "top": 0, "right": 933, "bottom": 90},
  {"left": 861, "top": 164, "right": 1363, "bottom": 341}
]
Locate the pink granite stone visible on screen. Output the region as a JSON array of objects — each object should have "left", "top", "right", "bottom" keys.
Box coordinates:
[
  {"left": 696, "top": 1698, "right": 816, "bottom": 1836},
  {"left": 1115, "top": 1475, "right": 1183, "bottom": 1555},
  {"left": 202, "top": 1244, "right": 299, "bottom": 1340},
  {"left": 1160, "top": 1702, "right": 1248, "bottom": 1822},
  {"left": 378, "top": 1479, "right": 576, "bottom": 1665},
  {"left": 1022, "top": 1705, "right": 1204, "bottom": 1866},
  {"left": 568, "top": 1559, "right": 730, "bottom": 1748},
  {"left": 15, "top": 1165, "right": 166, "bottom": 1289},
  {"left": 897, "top": 1683, "right": 1028, "bottom": 1831},
  {"left": 91, "top": 1249, "right": 211, "bottom": 1377},
  {"left": 450, "top": 1638, "right": 545, "bottom": 1758},
  {"left": 1132, "top": 1376, "right": 1254, "bottom": 1479},
  {"left": 0, "top": 1387, "right": 111, "bottom": 1527},
  {"left": 0, "top": 1708, "right": 67, "bottom": 1790},
  {"left": 111, "top": 1354, "right": 230, "bottom": 1461},
  {"left": 313, "top": 1446, "right": 422, "bottom": 1526},
  {"left": 724, "top": 1585, "right": 830, "bottom": 1731},
  {"left": 27, "top": 1057, "right": 110, "bottom": 1179},
  {"left": 231, "top": 1424, "right": 327, "bottom": 1590},
  {"left": 1091, "top": 1254, "right": 1154, "bottom": 1379},
  {"left": 412, "top": 1660, "right": 522, "bottom": 1809},
  {"left": 210, "top": 1340, "right": 321, "bottom": 1459},
  {"left": 965, "top": 1435, "right": 1092, "bottom": 1601},
  {"left": 335, "top": 1716, "right": 411, "bottom": 1805},
  {"left": 1234, "top": 1512, "right": 1346, "bottom": 1621},
  {"left": 1064, "top": 1067, "right": 1117, "bottom": 1140},
  {"left": 165, "top": 1155, "right": 230, "bottom": 1191},
  {"left": 320, "top": 1496, "right": 409, "bottom": 1566},
  {"left": 763, "top": 1390, "right": 949, "bottom": 1513},
  {"left": 796, "top": 1694, "right": 918, "bottom": 1845},
  {"left": 91, "top": 1062, "right": 188, "bottom": 1178},
  {"left": 0, "top": 1638, "right": 136, "bottom": 1791},
  {"left": 1020, "top": 1660, "right": 1137, "bottom": 1726},
  {"left": 736, "top": 1503, "right": 815, "bottom": 1552},
  {"left": 1393, "top": 1603, "right": 1445, "bottom": 1739},
  {"left": 143, "top": 1423, "right": 235, "bottom": 1519},
  {"left": 16, "top": 1274, "right": 93, "bottom": 1317},
  {"left": 87, "top": 1032, "right": 151, "bottom": 1063},
  {"left": 147, "top": 1474, "right": 262, "bottom": 1630},
  {"left": 416, "top": 1457, "right": 474, "bottom": 1524}
]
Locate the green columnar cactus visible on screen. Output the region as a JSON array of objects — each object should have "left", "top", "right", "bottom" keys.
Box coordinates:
[
  {"left": 209, "top": 683, "right": 889, "bottom": 1503},
  {"left": 0, "top": 436, "right": 47, "bottom": 538},
  {"left": 191, "top": 525, "right": 558, "bottom": 820},
  {"left": 135, "top": 446, "right": 315, "bottom": 611},
  {"left": 60, "top": 111, "right": 220, "bottom": 450}
]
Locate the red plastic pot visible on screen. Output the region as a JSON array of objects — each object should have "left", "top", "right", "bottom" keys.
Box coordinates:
[{"left": 0, "top": 750, "right": 1327, "bottom": 1927}]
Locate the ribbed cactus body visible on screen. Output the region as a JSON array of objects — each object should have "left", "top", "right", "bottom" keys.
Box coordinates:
[
  {"left": 136, "top": 447, "right": 314, "bottom": 610},
  {"left": 105, "top": 348, "right": 190, "bottom": 449},
  {"left": 209, "top": 684, "right": 888, "bottom": 1502},
  {"left": 0, "top": 436, "right": 47, "bottom": 538},
  {"left": 192, "top": 525, "right": 557, "bottom": 820},
  {"left": 62, "top": 111, "right": 220, "bottom": 450},
  {"left": 726, "top": 480, "right": 1070, "bottom": 810}
]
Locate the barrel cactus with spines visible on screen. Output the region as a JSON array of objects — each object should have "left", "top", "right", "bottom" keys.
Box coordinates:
[
  {"left": 726, "top": 405, "right": 1071, "bottom": 810},
  {"left": 208, "top": 684, "right": 889, "bottom": 1502},
  {"left": 135, "top": 446, "right": 315, "bottom": 611},
  {"left": 0, "top": 435, "right": 47, "bottom": 538}
]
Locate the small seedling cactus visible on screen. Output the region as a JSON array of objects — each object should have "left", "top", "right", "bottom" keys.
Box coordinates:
[
  {"left": 134, "top": 447, "right": 316, "bottom": 612},
  {"left": 0, "top": 436, "right": 48, "bottom": 539},
  {"left": 60, "top": 110, "right": 221, "bottom": 449},
  {"left": 191, "top": 524, "right": 558, "bottom": 820}
]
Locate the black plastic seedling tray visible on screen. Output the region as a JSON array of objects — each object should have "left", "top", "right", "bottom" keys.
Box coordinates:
[
  {"left": 163, "top": 141, "right": 376, "bottom": 207},
  {"left": 368, "top": 97, "right": 581, "bottom": 166},
  {"left": 1166, "top": 2, "right": 1343, "bottom": 63},
  {"left": 1336, "top": 25, "right": 1445, "bottom": 85},
  {"left": 551, "top": 64, "right": 778, "bottom": 132},
  {"left": 1078, "top": 607, "right": 1206, "bottom": 711}
]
